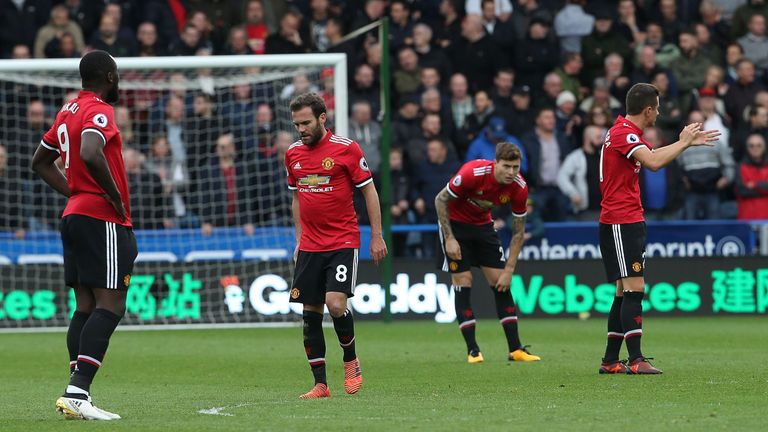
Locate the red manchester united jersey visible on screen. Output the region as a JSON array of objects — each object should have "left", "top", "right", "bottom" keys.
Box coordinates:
[
  {"left": 599, "top": 115, "right": 652, "bottom": 224},
  {"left": 41, "top": 91, "right": 131, "bottom": 226},
  {"left": 446, "top": 160, "right": 528, "bottom": 225},
  {"left": 285, "top": 129, "right": 373, "bottom": 251}
]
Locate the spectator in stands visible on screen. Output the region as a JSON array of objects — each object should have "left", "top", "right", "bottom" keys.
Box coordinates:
[
  {"left": 136, "top": 22, "right": 165, "bottom": 57},
  {"left": 536, "top": 72, "right": 562, "bottom": 109},
  {"left": 557, "top": 125, "right": 605, "bottom": 221},
  {"left": 394, "top": 46, "right": 422, "bottom": 97},
  {"left": 406, "top": 112, "right": 449, "bottom": 170},
  {"left": 349, "top": 100, "right": 382, "bottom": 174},
  {"left": 603, "top": 52, "right": 631, "bottom": 104},
  {"left": 411, "top": 137, "right": 460, "bottom": 257},
  {"left": 554, "top": 53, "right": 584, "bottom": 102},
  {"left": 489, "top": 68, "right": 515, "bottom": 109},
  {"left": 434, "top": 0, "right": 462, "bottom": 49},
  {"left": 451, "top": 14, "right": 506, "bottom": 93},
  {"left": 156, "top": 94, "right": 187, "bottom": 169},
  {"left": 260, "top": 131, "right": 294, "bottom": 225},
  {"left": 511, "top": 0, "right": 552, "bottom": 41},
  {"left": 90, "top": 13, "right": 135, "bottom": 57},
  {"left": 34, "top": 4, "right": 84, "bottom": 58},
  {"left": 579, "top": 77, "right": 622, "bottom": 117},
  {"left": 507, "top": 85, "right": 536, "bottom": 138},
  {"left": 631, "top": 46, "right": 666, "bottom": 87},
  {"left": 351, "top": 0, "right": 386, "bottom": 38},
  {"left": 303, "top": 0, "right": 332, "bottom": 53},
  {"left": 115, "top": 106, "right": 136, "bottom": 150},
  {"left": 326, "top": 17, "right": 356, "bottom": 74},
  {"left": 466, "top": 0, "right": 512, "bottom": 21},
  {"left": 349, "top": 63, "right": 380, "bottom": 117},
  {"left": 387, "top": 147, "right": 411, "bottom": 256},
  {"left": 412, "top": 23, "right": 451, "bottom": 82},
  {"left": 449, "top": 73, "right": 473, "bottom": 134},
  {"left": 695, "top": 22, "right": 723, "bottom": 67},
  {"left": 0, "top": 143, "right": 25, "bottom": 238},
  {"left": 392, "top": 96, "right": 421, "bottom": 152},
  {"left": 725, "top": 59, "right": 765, "bottom": 129},
  {"left": 522, "top": 107, "right": 573, "bottom": 221},
  {"left": 189, "top": 10, "right": 221, "bottom": 53},
  {"left": 653, "top": 71, "right": 684, "bottom": 145},
  {"left": 145, "top": 135, "right": 190, "bottom": 229},
  {"left": 553, "top": 0, "right": 594, "bottom": 54},
  {"left": 515, "top": 16, "right": 558, "bottom": 92},
  {"left": 0, "top": 0, "right": 49, "bottom": 58},
  {"left": 266, "top": 9, "right": 307, "bottom": 54},
  {"left": 639, "top": 127, "right": 685, "bottom": 220},
  {"left": 634, "top": 22, "right": 680, "bottom": 69},
  {"left": 724, "top": 42, "right": 745, "bottom": 85},
  {"left": 27, "top": 153, "right": 65, "bottom": 231},
  {"left": 480, "top": 0, "right": 516, "bottom": 64},
  {"left": 222, "top": 82, "right": 256, "bottom": 138},
  {"left": 581, "top": 10, "right": 630, "bottom": 85},
  {"left": 735, "top": 133, "right": 768, "bottom": 219},
  {"left": 698, "top": 87, "right": 731, "bottom": 149},
  {"left": 732, "top": 105, "right": 768, "bottom": 162},
  {"left": 679, "top": 110, "right": 736, "bottom": 219},
  {"left": 223, "top": 26, "right": 252, "bottom": 55},
  {"left": 44, "top": 31, "right": 79, "bottom": 58},
  {"left": 461, "top": 89, "right": 498, "bottom": 157},
  {"left": 738, "top": 13, "right": 768, "bottom": 73},
  {"left": 388, "top": 0, "right": 414, "bottom": 53},
  {"left": 185, "top": 93, "right": 229, "bottom": 168},
  {"left": 197, "top": 133, "right": 254, "bottom": 236},
  {"left": 585, "top": 105, "right": 610, "bottom": 129},
  {"left": 656, "top": 0, "right": 686, "bottom": 44},
  {"left": 252, "top": 103, "right": 276, "bottom": 157},
  {"left": 419, "top": 67, "right": 442, "bottom": 94},
  {"left": 671, "top": 29, "right": 712, "bottom": 114},
  {"left": 554, "top": 90, "right": 583, "bottom": 143},
  {"left": 732, "top": 0, "right": 768, "bottom": 39},
  {"left": 6, "top": 99, "right": 48, "bottom": 180},
  {"left": 615, "top": 0, "right": 645, "bottom": 48},
  {"left": 700, "top": 1, "right": 733, "bottom": 48},
  {"left": 243, "top": 0, "right": 268, "bottom": 54},
  {"left": 124, "top": 147, "right": 166, "bottom": 230},
  {"left": 466, "top": 116, "right": 527, "bottom": 170}
]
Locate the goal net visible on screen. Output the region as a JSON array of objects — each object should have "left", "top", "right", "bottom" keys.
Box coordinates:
[{"left": 0, "top": 54, "right": 347, "bottom": 328}]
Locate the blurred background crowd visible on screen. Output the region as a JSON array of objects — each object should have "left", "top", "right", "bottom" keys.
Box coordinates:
[{"left": 2, "top": 0, "right": 768, "bottom": 258}]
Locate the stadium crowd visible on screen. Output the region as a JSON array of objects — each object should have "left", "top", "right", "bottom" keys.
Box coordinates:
[{"left": 2, "top": 0, "right": 768, "bottom": 257}]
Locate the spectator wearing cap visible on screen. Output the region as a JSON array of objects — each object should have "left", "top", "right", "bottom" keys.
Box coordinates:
[
  {"left": 725, "top": 59, "right": 765, "bottom": 129},
  {"left": 465, "top": 116, "right": 528, "bottom": 173},
  {"left": 671, "top": 29, "right": 712, "bottom": 114},
  {"left": 522, "top": 107, "right": 574, "bottom": 221},
  {"left": 557, "top": 125, "right": 605, "bottom": 221},
  {"left": 553, "top": 0, "right": 594, "bottom": 54},
  {"left": 514, "top": 15, "right": 559, "bottom": 91},
  {"left": 506, "top": 85, "right": 536, "bottom": 137},
  {"left": 633, "top": 22, "right": 681, "bottom": 70},
  {"left": 732, "top": 0, "right": 768, "bottom": 39},
  {"left": 640, "top": 127, "right": 685, "bottom": 220},
  {"left": 738, "top": 13, "right": 768, "bottom": 73},
  {"left": 554, "top": 53, "right": 584, "bottom": 102},
  {"left": 697, "top": 87, "right": 730, "bottom": 149},
  {"left": 735, "top": 133, "right": 768, "bottom": 219},
  {"left": 581, "top": 10, "right": 631, "bottom": 86},
  {"left": 554, "top": 90, "right": 583, "bottom": 143},
  {"left": 679, "top": 110, "right": 735, "bottom": 220},
  {"left": 449, "top": 14, "right": 507, "bottom": 93},
  {"left": 731, "top": 105, "right": 768, "bottom": 162}
]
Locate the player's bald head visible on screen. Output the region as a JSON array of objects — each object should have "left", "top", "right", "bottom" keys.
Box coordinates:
[{"left": 79, "top": 50, "right": 117, "bottom": 87}]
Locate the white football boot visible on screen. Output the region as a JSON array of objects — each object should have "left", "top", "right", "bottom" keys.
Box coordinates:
[{"left": 55, "top": 395, "right": 121, "bottom": 420}]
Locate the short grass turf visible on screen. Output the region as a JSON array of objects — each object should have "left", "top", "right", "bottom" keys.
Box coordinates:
[{"left": 0, "top": 317, "right": 765, "bottom": 431}]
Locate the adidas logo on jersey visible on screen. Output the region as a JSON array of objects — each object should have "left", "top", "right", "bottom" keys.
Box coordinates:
[{"left": 293, "top": 162, "right": 302, "bottom": 169}]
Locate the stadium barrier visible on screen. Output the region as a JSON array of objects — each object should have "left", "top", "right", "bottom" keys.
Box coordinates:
[{"left": 1, "top": 257, "right": 766, "bottom": 328}]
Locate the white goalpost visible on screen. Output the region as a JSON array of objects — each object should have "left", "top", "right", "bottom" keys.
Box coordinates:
[{"left": 0, "top": 53, "right": 348, "bottom": 329}]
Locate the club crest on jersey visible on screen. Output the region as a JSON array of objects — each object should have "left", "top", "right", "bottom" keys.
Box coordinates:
[
  {"left": 632, "top": 262, "right": 642, "bottom": 272},
  {"left": 123, "top": 274, "right": 131, "bottom": 287},
  {"left": 627, "top": 133, "right": 639, "bottom": 144},
  {"left": 298, "top": 174, "right": 331, "bottom": 187},
  {"left": 290, "top": 288, "right": 300, "bottom": 299},
  {"left": 94, "top": 113, "right": 108, "bottom": 128},
  {"left": 359, "top": 157, "right": 370, "bottom": 171},
  {"left": 449, "top": 261, "right": 459, "bottom": 271},
  {"left": 499, "top": 195, "right": 510, "bottom": 204},
  {"left": 452, "top": 175, "right": 462, "bottom": 186},
  {"left": 322, "top": 157, "right": 334, "bottom": 170}
]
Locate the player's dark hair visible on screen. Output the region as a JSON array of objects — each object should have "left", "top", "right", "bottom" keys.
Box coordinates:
[
  {"left": 625, "top": 83, "right": 660, "bottom": 115},
  {"left": 289, "top": 92, "right": 327, "bottom": 118},
  {"left": 496, "top": 142, "right": 522, "bottom": 162},
  {"left": 79, "top": 50, "right": 115, "bottom": 88}
]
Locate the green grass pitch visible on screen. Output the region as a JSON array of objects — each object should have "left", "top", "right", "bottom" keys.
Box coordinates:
[{"left": 0, "top": 317, "right": 765, "bottom": 431}]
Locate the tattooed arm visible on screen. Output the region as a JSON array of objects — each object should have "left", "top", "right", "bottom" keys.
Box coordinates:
[
  {"left": 495, "top": 215, "right": 526, "bottom": 292},
  {"left": 435, "top": 187, "right": 460, "bottom": 259}
]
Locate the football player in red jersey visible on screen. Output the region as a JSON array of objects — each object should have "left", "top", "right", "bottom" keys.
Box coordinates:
[
  {"left": 285, "top": 93, "right": 387, "bottom": 399},
  {"left": 435, "top": 143, "right": 540, "bottom": 363},
  {"left": 32, "top": 50, "right": 136, "bottom": 420},
  {"left": 598, "top": 83, "right": 719, "bottom": 375}
]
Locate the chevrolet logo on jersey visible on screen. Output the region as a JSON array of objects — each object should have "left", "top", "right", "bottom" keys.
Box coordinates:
[{"left": 298, "top": 174, "right": 331, "bottom": 187}]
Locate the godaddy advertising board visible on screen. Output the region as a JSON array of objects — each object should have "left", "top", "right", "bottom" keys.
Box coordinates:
[{"left": 1, "top": 258, "right": 766, "bottom": 328}]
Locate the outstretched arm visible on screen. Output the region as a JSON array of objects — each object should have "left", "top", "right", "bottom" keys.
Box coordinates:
[{"left": 634, "top": 123, "right": 720, "bottom": 171}]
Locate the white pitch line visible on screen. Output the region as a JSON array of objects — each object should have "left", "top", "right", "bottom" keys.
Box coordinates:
[{"left": 198, "top": 402, "right": 257, "bottom": 417}]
